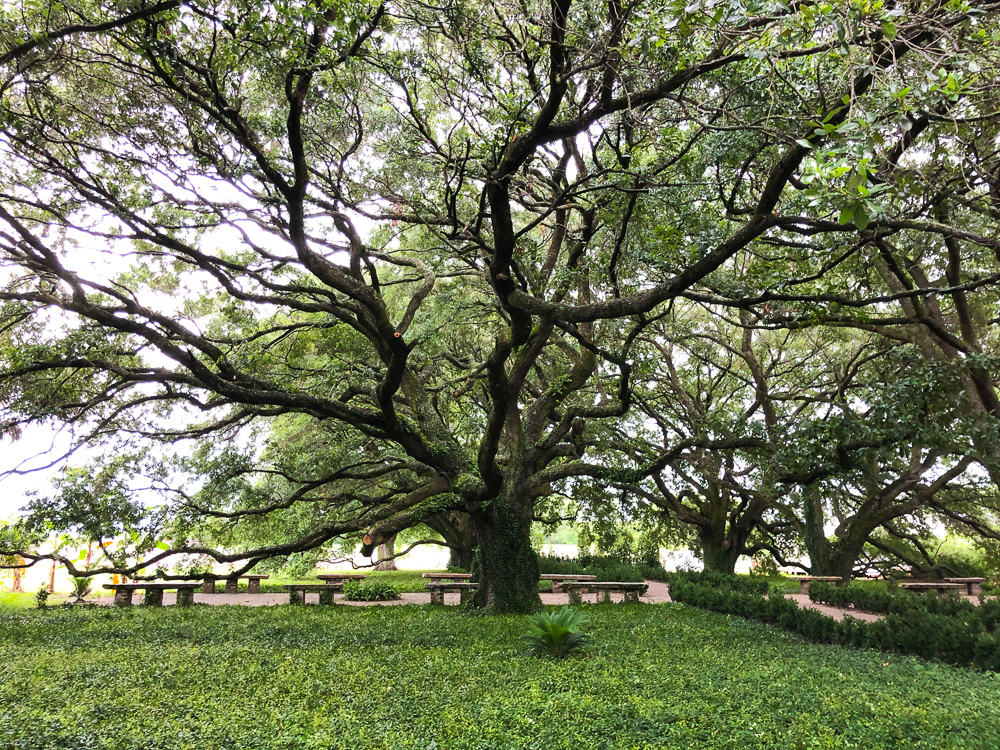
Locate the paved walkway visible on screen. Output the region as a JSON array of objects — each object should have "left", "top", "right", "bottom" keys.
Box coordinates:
[{"left": 66, "top": 579, "right": 951, "bottom": 622}]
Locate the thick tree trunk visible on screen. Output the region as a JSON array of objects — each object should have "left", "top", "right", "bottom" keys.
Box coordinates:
[
  {"left": 448, "top": 545, "right": 475, "bottom": 571},
  {"left": 426, "top": 512, "right": 478, "bottom": 571},
  {"left": 803, "top": 511, "right": 865, "bottom": 582},
  {"left": 699, "top": 534, "right": 739, "bottom": 575},
  {"left": 470, "top": 495, "right": 541, "bottom": 613},
  {"left": 807, "top": 541, "right": 862, "bottom": 582},
  {"left": 374, "top": 535, "right": 397, "bottom": 571}
]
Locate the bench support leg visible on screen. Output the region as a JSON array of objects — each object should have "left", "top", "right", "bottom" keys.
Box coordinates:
[
  {"left": 202, "top": 577, "right": 217, "bottom": 594},
  {"left": 225, "top": 579, "right": 238, "bottom": 594},
  {"left": 971, "top": 583, "right": 982, "bottom": 596},
  {"left": 799, "top": 581, "right": 810, "bottom": 595},
  {"left": 318, "top": 588, "right": 334, "bottom": 606},
  {"left": 459, "top": 587, "right": 475, "bottom": 605},
  {"left": 599, "top": 589, "right": 611, "bottom": 603},
  {"left": 625, "top": 590, "right": 640, "bottom": 603},
  {"left": 567, "top": 588, "right": 582, "bottom": 605},
  {"left": 430, "top": 590, "right": 444, "bottom": 605},
  {"left": 248, "top": 580, "right": 261, "bottom": 595},
  {"left": 289, "top": 589, "right": 305, "bottom": 605},
  {"left": 176, "top": 589, "right": 195, "bottom": 607},
  {"left": 113, "top": 589, "right": 133, "bottom": 607},
  {"left": 143, "top": 589, "right": 164, "bottom": 606}
]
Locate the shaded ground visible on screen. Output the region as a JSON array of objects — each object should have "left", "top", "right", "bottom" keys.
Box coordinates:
[{"left": 6, "top": 603, "right": 1000, "bottom": 749}]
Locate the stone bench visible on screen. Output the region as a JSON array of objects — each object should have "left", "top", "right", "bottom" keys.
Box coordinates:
[
  {"left": 202, "top": 574, "right": 270, "bottom": 594},
  {"left": 425, "top": 581, "right": 478, "bottom": 605},
  {"left": 898, "top": 581, "right": 966, "bottom": 595},
  {"left": 540, "top": 574, "right": 598, "bottom": 592},
  {"left": 787, "top": 576, "right": 844, "bottom": 595},
  {"left": 944, "top": 578, "right": 987, "bottom": 596},
  {"left": 316, "top": 573, "right": 366, "bottom": 584},
  {"left": 422, "top": 573, "right": 472, "bottom": 583},
  {"left": 562, "top": 581, "right": 647, "bottom": 604},
  {"left": 284, "top": 582, "right": 344, "bottom": 605},
  {"left": 103, "top": 582, "right": 202, "bottom": 607}
]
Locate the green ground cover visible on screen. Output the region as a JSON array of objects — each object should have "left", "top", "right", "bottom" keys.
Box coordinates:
[{"left": 2, "top": 603, "right": 1000, "bottom": 749}]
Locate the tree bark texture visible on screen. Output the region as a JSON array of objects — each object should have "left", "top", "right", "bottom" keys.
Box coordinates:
[{"left": 471, "top": 495, "right": 541, "bottom": 613}]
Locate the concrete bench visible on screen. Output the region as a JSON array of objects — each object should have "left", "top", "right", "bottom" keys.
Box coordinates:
[
  {"left": 422, "top": 573, "right": 472, "bottom": 583},
  {"left": 944, "top": 578, "right": 987, "bottom": 596},
  {"left": 787, "top": 576, "right": 844, "bottom": 595},
  {"left": 284, "top": 582, "right": 344, "bottom": 605},
  {"left": 562, "top": 581, "right": 647, "bottom": 604},
  {"left": 898, "top": 581, "right": 966, "bottom": 595},
  {"left": 316, "top": 574, "right": 367, "bottom": 584},
  {"left": 202, "top": 574, "right": 270, "bottom": 594},
  {"left": 425, "top": 581, "right": 478, "bottom": 605},
  {"left": 540, "top": 574, "right": 598, "bottom": 592},
  {"left": 102, "top": 582, "right": 202, "bottom": 607}
]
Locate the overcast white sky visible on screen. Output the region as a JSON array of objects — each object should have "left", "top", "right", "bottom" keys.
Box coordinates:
[{"left": 1, "top": 425, "right": 76, "bottom": 521}]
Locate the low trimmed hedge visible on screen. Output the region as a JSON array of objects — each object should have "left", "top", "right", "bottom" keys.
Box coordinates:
[
  {"left": 808, "top": 581, "right": 981, "bottom": 618},
  {"left": 667, "top": 572, "right": 1000, "bottom": 671},
  {"left": 809, "top": 581, "right": 1000, "bottom": 635}
]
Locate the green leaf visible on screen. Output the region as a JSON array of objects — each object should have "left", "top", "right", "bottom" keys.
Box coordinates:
[
  {"left": 853, "top": 207, "right": 869, "bottom": 230},
  {"left": 838, "top": 208, "right": 854, "bottom": 225},
  {"left": 881, "top": 21, "right": 897, "bottom": 40}
]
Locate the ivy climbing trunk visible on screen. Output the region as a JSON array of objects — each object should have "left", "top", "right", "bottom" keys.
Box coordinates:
[
  {"left": 699, "top": 533, "right": 740, "bottom": 575},
  {"left": 470, "top": 494, "right": 541, "bottom": 613}
]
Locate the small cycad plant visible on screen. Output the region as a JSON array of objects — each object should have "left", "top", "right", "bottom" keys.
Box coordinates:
[
  {"left": 525, "top": 606, "right": 590, "bottom": 658},
  {"left": 70, "top": 577, "right": 93, "bottom": 603}
]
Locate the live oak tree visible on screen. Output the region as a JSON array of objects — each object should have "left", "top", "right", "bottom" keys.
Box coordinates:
[{"left": 2, "top": 0, "right": 1000, "bottom": 611}]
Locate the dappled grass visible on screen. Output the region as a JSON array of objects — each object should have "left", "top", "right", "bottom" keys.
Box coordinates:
[
  {"left": 3, "top": 602, "right": 1000, "bottom": 748},
  {"left": 0, "top": 592, "right": 32, "bottom": 609}
]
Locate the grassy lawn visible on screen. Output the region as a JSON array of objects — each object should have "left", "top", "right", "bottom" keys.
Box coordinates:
[{"left": 2, "top": 602, "right": 1000, "bottom": 749}]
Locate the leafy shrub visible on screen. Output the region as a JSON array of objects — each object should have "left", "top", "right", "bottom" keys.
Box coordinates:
[
  {"left": 667, "top": 570, "right": 769, "bottom": 595},
  {"left": 343, "top": 580, "right": 401, "bottom": 601},
  {"left": 33, "top": 585, "right": 49, "bottom": 609},
  {"left": 525, "top": 606, "right": 589, "bottom": 658}
]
